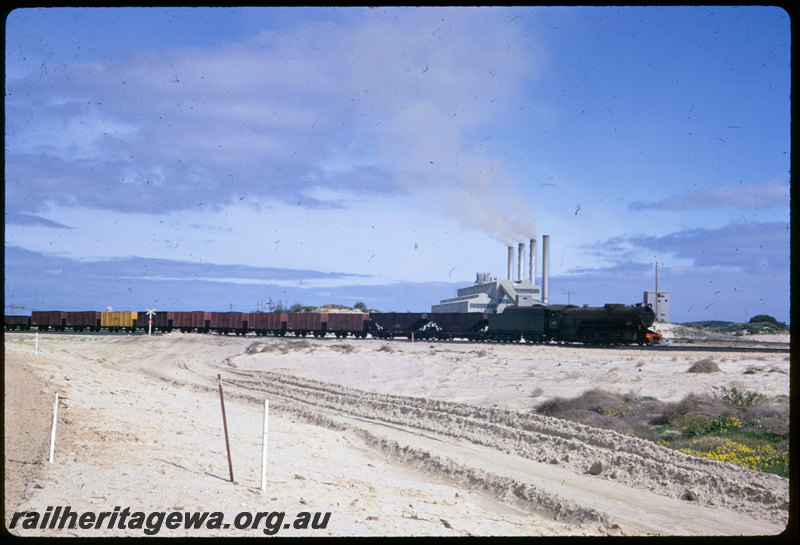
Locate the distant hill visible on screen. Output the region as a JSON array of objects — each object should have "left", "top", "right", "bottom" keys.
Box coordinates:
[
  {"left": 682, "top": 321, "right": 734, "bottom": 328},
  {"left": 680, "top": 318, "right": 789, "bottom": 336}
]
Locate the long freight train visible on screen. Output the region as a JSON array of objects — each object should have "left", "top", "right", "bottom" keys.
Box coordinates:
[{"left": 5, "top": 303, "right": 661, "bottom": 346}]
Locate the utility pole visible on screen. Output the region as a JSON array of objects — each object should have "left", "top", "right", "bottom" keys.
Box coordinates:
[
  {"left": 650, "top": 262, "right": 664, "bottom": 321},
  {"left": 562, "top": 290, "right": 575, "bottom": 305}
]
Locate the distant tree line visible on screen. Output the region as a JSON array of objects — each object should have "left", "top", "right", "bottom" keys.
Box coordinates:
[
  {"left": 282, "top": 301, "right": 373, "bottom": 313},
  {"left": 748, "top": 315, "right": 788, "bottom": 329}
]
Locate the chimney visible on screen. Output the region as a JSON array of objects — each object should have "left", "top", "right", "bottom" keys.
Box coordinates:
[
  {"left": 542, "top": 235, "right": 550, "bottom": 304},
  {"left": 517, "top": 242, "right": 524, "bottom": 283},
  {"left": 529, "top": 238, "right": 536, "bottom": 284},
  {"left": 507, "top": 246, "right": 513, "bottom": 281}
]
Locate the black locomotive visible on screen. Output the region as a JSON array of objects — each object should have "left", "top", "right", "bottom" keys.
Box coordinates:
[{"left": 372, "top": 303, "right": 657, "bottom": 346}]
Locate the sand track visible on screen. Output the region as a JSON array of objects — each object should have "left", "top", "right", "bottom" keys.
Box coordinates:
[
  {"left": 4, "top": 332, "right": 790, "bottom": 536},
  {"left": 211, "top": 369, "right": 790, "bottom": 534},
  {"left": 127, "top": 337, "right": 788, "bottom": 535}
]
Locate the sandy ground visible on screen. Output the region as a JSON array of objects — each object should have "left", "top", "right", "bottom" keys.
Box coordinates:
[{"left": 3, "top": 330, "right": 791, "bottom": 537}]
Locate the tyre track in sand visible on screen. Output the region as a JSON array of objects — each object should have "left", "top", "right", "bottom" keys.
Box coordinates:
[
  {"left": 208, "top": 364, "right": 787, "bottom": 536},
  {"left": 126, "top": 337, "right": 787, "bottom": 536}
]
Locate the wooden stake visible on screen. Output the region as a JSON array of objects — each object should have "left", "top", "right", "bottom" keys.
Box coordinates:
[
  {"left": 49, "top": 392, "right": 58, "bottom": 463},
  {"left": 261, "top": 399, "right": 269, "bottom": 492},
  {"left": 217, "top": 374, "right": 235, "bottom": 483}
]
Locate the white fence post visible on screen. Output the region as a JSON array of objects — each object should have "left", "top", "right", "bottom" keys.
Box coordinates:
[
  {"left": 261, "top": 399, "right": 269, "bottom": 492},
  {"left": 49, "top": 392, "right": 58, "bottom": 463}
]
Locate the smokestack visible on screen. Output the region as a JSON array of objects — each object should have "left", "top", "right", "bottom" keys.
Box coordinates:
[
  {"left": 517, "top": 242, "right": 524, "bottom": 283},
  {"left": 542, "top": 235, "right": 550, "bottom": 304},
  {"left": 529, "top": 238, "right": 536, "bottom": 284},
  {"left": 507, "top": 246, "right": 513, "bottom": 281}
]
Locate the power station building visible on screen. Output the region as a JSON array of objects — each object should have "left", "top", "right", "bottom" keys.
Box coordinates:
[
  {"left": 432, "top": 236, "right": 550, "bottom": 314},
  {"left": 433, "top": 235, "right": 668, "bottom": 318}
]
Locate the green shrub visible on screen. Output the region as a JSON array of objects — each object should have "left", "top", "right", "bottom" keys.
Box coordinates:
[
  {"left": 717, "top": 386, "right": 765, "bottom": 411},
  {"left": 699, "top": 415, "right": 742, "bottom": 435},
  {"left": 662, "top": 392, "right": 734, "bottom": 424},
  {"left": 677, "top": 414, "right": 712, "bottom": 437}
]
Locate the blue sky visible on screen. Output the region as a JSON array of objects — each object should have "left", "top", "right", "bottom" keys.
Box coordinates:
[{"left": 4, "top": 6, "right": 791, "bottom": 323}]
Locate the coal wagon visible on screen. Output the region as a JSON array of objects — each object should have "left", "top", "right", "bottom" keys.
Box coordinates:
[
  {"left": 424, "top": 312, "right": 489, "bottom": 340},
  {"left": 367, "top": 312, "right": 430, "bottom": 339}
]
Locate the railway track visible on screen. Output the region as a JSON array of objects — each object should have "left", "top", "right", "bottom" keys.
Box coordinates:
[{"left": 5, "top": 329, "right": 790, "bottom": 354}]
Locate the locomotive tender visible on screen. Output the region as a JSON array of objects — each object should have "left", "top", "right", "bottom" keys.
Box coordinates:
[{"left": 5, "top": 303, "right": 660, "bottom": 346}]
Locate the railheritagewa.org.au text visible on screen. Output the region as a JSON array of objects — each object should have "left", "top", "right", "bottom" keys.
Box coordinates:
[{"left": 9, "top": 506, "right": 331, "bottom": 535}]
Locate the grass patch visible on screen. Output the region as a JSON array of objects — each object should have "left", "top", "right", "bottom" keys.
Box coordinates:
[
  {"left": 244, "top": 340, "right": 315, "bottom": 355},
  {"left": 244, "top": 342, "right": 282, "bottom": 355},
  {"left": 661, "top": 421, "right": 789, "bottom": 477},
  {"left": 533, "top": 387, "right": 789, "bottom": 477},
  {"left": 330, "top": 343, "right": 355, "bottom": 354},
  {"left": 245, "top": 342, "right": 266, "bottom": 355},
  {"left": 273, "top": 339, "right": 314, "bottom": 354}
]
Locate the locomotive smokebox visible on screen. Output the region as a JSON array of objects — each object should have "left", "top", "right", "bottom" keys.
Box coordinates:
[{"left": 542, "top": 234, "right": 550, "bottom": 304}]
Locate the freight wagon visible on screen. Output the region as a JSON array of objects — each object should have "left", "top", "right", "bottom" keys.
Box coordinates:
[
  {"left": 65, "top": 311, "right": 102, "bottom": 331},
  {"left": 134, "top": 311, "right": 172, "bottom": 333},
  {"left": 101, "top": 311, "right": 138, "bottom": 332},
  {"left": 209, "top": 312, "right": 249, "bottom": 335},
  {"left": 325, "top": 313, "right": 369, "bottom": 338},
  {"left": 285, "top": 312, "right": 325, "bottom": 337},
  {"left": 248, "top": 312, "right": 288, "bottom": 336},
  {"left": 367, "top": 312, "right": 431, "bottom": 339},
  {"left": 425, "top": 312, "right": 489, "bottom": 341},
  {"left": 4, "top": 315, "right": 31, "bottom": 330},
  {"left": 170, "top": 311, "right": 212, "bottom": 333},
  {"left": 31, "top": 311, "right": 68, "bottom": 331}
]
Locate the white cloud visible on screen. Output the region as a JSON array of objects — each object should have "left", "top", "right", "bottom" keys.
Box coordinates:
[{"left": 631, "top": 178, "right": 790, "bottom": 210}]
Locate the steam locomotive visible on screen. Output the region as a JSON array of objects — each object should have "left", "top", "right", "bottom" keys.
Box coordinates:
[{"left": 5, "top": 303, "right": 661, "bottom": 346}]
